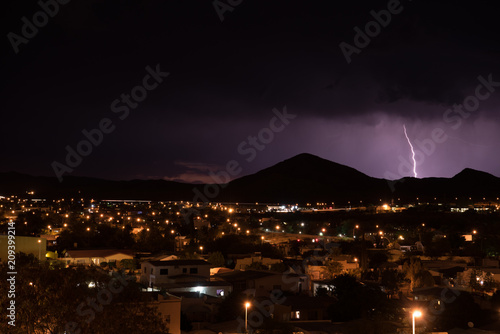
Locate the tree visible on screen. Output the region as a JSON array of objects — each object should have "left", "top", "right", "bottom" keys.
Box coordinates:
[
  {"left": 246, "top": 261, "right": 267, "bottom": 270},
  {"left": 119, "top": 259, "right": 137, "bottom": 272},
  {"left": 180, "top": 312, "right": 193, "bottom": 331},
  {"left": 402, "top": 258, "right": 423, "bottom": 290},
  {"left": 327, "top": 274, "right": 390, "bottom": 322},
  {"left": 0, "top": 253, "right": 169, "bottom": 334},
  {"left": 431, "top": 292, "right": 489, "bottom": 331},
  {"left": 270, "top": 262, "right": 288, "bottom": 273},
  {"left": 425, "top": 236, "right": 451, "bottom": 257},
  {"left": 315, "top": 286, "right": 331, "bottom": 297},
  {"left": 331, "top": 274, "right": 360, "bottom": 300},
  {"left": 380, "top": 269, "right": 402, "bottom": 297},
  {"left": 207, "top": 251, "right": 225, "bottom": 267},
  {"left": 321, "top": 260, "right": 343, "bottom": 279},
  {"left": 215, "top": 292, "right": 247, "bottom": 322},
  {"left": 368, "top": 252, "right": 388, "bottom": 269},
  {"left": 418, "top": 270, "right": 435, "bottom": 288},
  {"left": 469, "top": 270, "right": 496, "bottom": 292},
  {"left": 491, "top": 290, "right": 500, "bottom": 309}
]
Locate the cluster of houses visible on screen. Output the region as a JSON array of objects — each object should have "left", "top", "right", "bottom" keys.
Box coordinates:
[{"left": 4, "top": 234, "right": 500, "bottom": 333}]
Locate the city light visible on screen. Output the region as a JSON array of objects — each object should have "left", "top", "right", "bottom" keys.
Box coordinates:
[
  {"left": 412, "top": 310, "right": 422, "bottom": 334},
  {"left": 245, "top": 302, "right": 251, "bottom": 332}
]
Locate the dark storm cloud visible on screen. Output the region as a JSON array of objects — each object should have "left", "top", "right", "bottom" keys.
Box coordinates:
[{"left": 2, "top": 0, "right": 500, "bottom": 180}]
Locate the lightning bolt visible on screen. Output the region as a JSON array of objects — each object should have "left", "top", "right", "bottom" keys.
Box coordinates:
[{"left": 403, "top": 124, "right": 417, "bottom": 178}]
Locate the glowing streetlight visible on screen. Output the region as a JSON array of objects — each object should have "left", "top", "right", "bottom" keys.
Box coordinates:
[
  {"left": 199, "top": 246, "right": 203, "bottom": 254},
  {"left": 412, "top": 310, "right": 422, "bottom": 334},
  {"left": 38, "top": 239, "right": 42, "bottom": 260},
  {"left": 353, "top": 224, "right": 359, "bottom": 238},
  {"left": 245, "top": 302, "right": 251, "bottom": 332}
]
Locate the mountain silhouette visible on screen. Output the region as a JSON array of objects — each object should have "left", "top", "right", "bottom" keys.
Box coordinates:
[{"left": 0, "top": 154, "right": 498, "bottom": 204}]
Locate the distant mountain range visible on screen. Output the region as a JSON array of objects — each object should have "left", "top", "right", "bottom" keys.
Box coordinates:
[{"left": 1, "top": 153, "right": 499, "bottom": 204}]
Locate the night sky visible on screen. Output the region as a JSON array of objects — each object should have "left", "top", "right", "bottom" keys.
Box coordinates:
[{"left": 2, "top": 0, "right": 500, "bottom": 183}]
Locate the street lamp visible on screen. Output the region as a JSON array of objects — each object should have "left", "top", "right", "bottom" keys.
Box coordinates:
[
  {"left": 353, "top": 224, "right": 359, "bottom": 238},
  {"left": 245, "top": 302, "right": 251, "bottom": 332},
  {"left": 37, "top": 239, "right": 42, "bottom": 260},
  {"left": 412, "top": 310, "right": 422, "bottom": 334}
]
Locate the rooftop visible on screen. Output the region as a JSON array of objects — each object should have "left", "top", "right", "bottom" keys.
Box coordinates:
[
  {"left": 145, "top": 259, "right": 211, "bottom": 267},
  {"left": 65, "top": 249, "right": 135, "bottom": 258}
]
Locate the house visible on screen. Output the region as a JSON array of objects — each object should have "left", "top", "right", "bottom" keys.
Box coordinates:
[
  {"left": 234, "top": 253, "right": 282, "bottom": 270},
  {"left": 155, "top": 277, "right": 233, "bottom": 298},
  {"left": 412, "top": 286, "right": 462, "bottom": 303},
  {"left": 151, "top": 254, "right": 179, "bottom": 262},
  {"left": 175, "top": 236, "right": 191, "bottom": 252},
  {"left": 215, "top": 270, "right": 306, "bottom": 296},
  {"left": 150, "top": 293, "right": 182, "bottom": 334},
  {"left": 0, "top": 235, "right": 46, "bottom": 262},
  {"left": 273, "top": 296, "right": 335, "bottom": 321},
  {"left": 63, "top": 249, "right": 134, "bottom": 266},
  {"left": 140, "top": 259, "right": 211, "bottom": 286},
  {"left": 306, "top": 255, "right": 359, "bottom": 281},
  {"left": 175, "top": 291, "right": 222, "bottom": 323},
  {"left": 141, "top": 260, "right": 232, "bottom": 297},
  {"left": 311, "top": 279, "right": 336, "bottom": 296},
  {"left": 458, "top": 267, "right": 500, "bottom": 290}
]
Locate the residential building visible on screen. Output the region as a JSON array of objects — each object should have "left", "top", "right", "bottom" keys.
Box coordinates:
[
  {"left": 0, "top": 235, "right": 46, "bottom": 262},
  {"left": 234, "top": 253, "right": 282, "bottom": 270},
  {"left": 140, "top": 259, "right": 211, "bottom": 286},
  {"left": 62, "top": 249, "right": 134, "bottom": 266}
]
